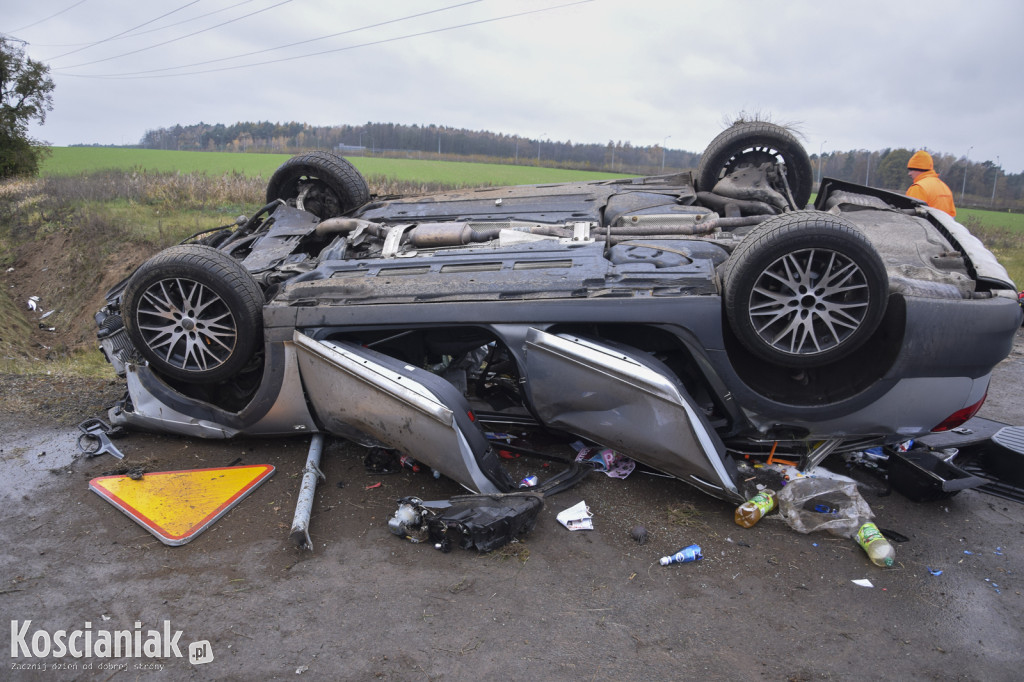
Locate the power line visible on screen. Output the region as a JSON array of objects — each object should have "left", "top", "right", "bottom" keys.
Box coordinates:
[
  {"left": 57, "top": 0, "right": 594, "bottom": 79},
  {"left": 7, "top": 0, "right": 88, "bottom": 34},
  {"left": 46, "top": 1, "right": 202, "bottom": 61},
  {"left": 24, "top": 0, "right": 257, "bottom": 49},
  {"left": 61, "top": 0, "right": 294, "bottom": 69},
  {"left": 60, "top": 0, "right": 484, "bottom": 75}
]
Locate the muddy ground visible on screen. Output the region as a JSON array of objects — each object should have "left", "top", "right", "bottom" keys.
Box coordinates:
[{"left": 1, "top": 331, "right": 1023, "bottom": 681}]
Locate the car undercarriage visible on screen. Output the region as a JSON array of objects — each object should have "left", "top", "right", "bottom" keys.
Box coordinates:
[{"left": 95, "top": 122, "right": 1023, "bottom": 503}]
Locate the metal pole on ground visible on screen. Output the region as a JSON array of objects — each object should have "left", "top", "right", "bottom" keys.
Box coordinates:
[{"left": 290, "top": 433, "right": 326, "bottom": 550}]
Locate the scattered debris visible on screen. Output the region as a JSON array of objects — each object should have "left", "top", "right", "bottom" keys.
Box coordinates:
[
  {"left": 659, "top": 544, "right": 702, "bottom": 566},
  {"left": 388, "top": 493, "right": 543, "bottom": 553},
  {"left": 735, "top": 489, "right": 777, "bottom": 528},
  {"left": 777, "top": 476, "right": 872, "bottom": 537},
  {"left": 928, "top": 568, "right": 943, "bottom": 576},
  {"left": 556, "top": 500, "right": 593, "bottom": 531},
  {"left": 573, "top": 444, "right": 635, "bottom": 479},
  {"left": 852, "top": 579, "right": 874, "bottom": 588},
  {"left": 76, "top": 418, "right": 126, "bottom": 460},
  {"left": 27, "top": 295, "right": 39, "bottom": 311},
  {"left": 630, "top": 525, "right": 649, "bottom": 544}
]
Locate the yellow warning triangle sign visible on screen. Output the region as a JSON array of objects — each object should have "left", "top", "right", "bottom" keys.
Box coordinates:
[{"left": 90, "top": 465, "right": 275, "bottom": 546}]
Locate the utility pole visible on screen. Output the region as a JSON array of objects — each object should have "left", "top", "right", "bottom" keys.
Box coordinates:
[
  {"left": 538, "top": 133, "right": 547, "bottom": 163},
  {"left": 991, "top": 156, "right": 1000, "bottom": 207},
  {"left": 661, "top": 135, "right": 671, "bottom": 171},
  {"left": 817, "top": 140, "right": 827, "bottom": 184},
  {"left": 960, "top": 145, "right": 972, "bottom": 206}
]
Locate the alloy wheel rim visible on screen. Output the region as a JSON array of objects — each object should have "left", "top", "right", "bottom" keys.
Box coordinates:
[
  {"left": 136, "top": 277, "right": 237, "bottom": 372},
  {"left": 748, "top": 247, "right": 871, "bottom": 357}
]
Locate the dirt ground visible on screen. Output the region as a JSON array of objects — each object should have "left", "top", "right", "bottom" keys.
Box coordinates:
[{"left": 1, "top": 330, "right": 1023, "bottom": 681}]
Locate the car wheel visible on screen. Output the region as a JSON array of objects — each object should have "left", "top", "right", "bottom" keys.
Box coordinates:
[
  {"left": 697, "top": 121, "right": 814, "bottom": 209},
  {"left": 266, "top": 151, "right": 370, "bottom": 220},
  {"left": 723, "top": 212, "right": 888, "bottom": 368},
  {"left": 121, "top": 245, "right": 264, "bottom": 383}
]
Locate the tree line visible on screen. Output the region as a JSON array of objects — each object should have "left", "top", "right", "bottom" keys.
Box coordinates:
[{"left": 136, "top": 121, "right": 1023, "bottom": 210}]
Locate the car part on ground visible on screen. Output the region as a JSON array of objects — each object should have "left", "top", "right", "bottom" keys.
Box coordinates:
[
  {"left": 96, "top": 122, "right": 1023, "bottom": 505},
  {"left": 388, "top": 493, "right": 545, "bottom": 552}
]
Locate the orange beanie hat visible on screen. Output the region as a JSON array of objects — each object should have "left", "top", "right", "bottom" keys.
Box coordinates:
[{"left": 908, "top": 150, "right": 934, "bottom": 171}]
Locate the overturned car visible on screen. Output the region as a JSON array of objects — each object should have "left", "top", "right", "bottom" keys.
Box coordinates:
[{"left": 95, "top": 122, "right": 1022, "bottom": 503}]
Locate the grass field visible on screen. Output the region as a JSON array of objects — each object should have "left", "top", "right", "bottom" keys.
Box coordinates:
[
  {"left": 29, "top": 147, "right": 1024, "bottom": 288},
  {"left": 40, "top": 147, "right": 629, "bottom": 186},
  {"left": 958, "top": 207, "right": 1024, "bottom": 232}
]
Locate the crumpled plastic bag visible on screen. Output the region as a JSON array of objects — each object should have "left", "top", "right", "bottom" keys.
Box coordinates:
[{"left": 777, "top": 476, "right": 872, "bottom": 538}]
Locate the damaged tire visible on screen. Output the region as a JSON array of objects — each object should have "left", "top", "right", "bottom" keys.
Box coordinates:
[
  {"left": 723, "top": 212, "right": 888, "bottom": 368},
  {"left": 266, "top": 151, "right": 370, "bottom": 220},
  {"left": 122, "top": 245, "right": 264, "bottom": 383},
  {"left": 697, "top": 121, "right": 814, "bottom": 209}
]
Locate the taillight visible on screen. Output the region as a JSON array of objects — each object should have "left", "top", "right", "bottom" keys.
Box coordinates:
[{"left": 931, "top": 394, "right": 987, "bottom": 432}]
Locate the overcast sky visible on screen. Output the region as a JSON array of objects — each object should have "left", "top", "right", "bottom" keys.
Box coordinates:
[{"left": 5, "top": 0, "right": 1023, "bottom": 173}]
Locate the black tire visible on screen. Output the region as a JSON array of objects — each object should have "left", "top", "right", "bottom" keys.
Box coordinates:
[
  {"left": 723, "top": 211, "right": 888, "bottom": 367},
  {"left": 266, "top": 151, "right": 370, "bottom": 220},
  {"left": 122, "top": 245, "right": 264, "bottom": 383},
  {"left": 697, "top": 122, "right": 814, "bottom": 209}
]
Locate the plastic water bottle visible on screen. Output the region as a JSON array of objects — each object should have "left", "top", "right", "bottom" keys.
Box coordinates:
[
  {"left": 659, "top": 544, "right": 702, "bottom": 566},
  {"left": 856, "top": 522, "right": 895, "bottom": 567},
  {"left": 734, "top": 490, "right": 777, "bottom": 528}
]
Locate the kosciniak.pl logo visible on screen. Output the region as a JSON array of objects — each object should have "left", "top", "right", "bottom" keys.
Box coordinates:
[{"left": 10, "top": 620, "right": 213, "bottom": 666}]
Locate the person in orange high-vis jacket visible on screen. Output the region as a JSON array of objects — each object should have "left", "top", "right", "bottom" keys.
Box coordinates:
[{"left": 906, "top": 150, "right": 956, "bottom": 216}]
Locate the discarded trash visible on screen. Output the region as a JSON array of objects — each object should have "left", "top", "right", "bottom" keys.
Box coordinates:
[
  {"left": 857, "top": 522, "right": 896, "bottom": 567},
  {"left": 519, "top": 475, "right": 538, "bottom": 488},
  {"left": 365, "top": 482, "right": 382, "bottom": 490},
  {"left": 984, "top": 578, "right": 1001, "bottom": 594},
  {"left": 928, "top": 567, "right": 943, "bottom": 576},
  {"left": 964, "top": 550, "right": 975, "bottom": 555},
  {"left": 660, "top": 544, "right": 702, "bottom": 566},
  {"left": 852, "top": 578, "right": 874, "bottom": 588},
  {"left": 630, "top": 525, "right": 649, "bottom": 544},
  {"left": 90, "top": 464, "right": 275, "bottom": 546},
  {"left": 994, "top": 547, "right": 1004, "bottom": 555},
  {"left": 573, "top": 446, "right": 635, "bottom": 479},
  {"left": 734, "top": 489, "right": 776, "bottom": 528},
  {"left": 556, "top": 500, "right": 593, "bottom": 531},
  {"left": 388, "top": 493, "right": 544, "bottom": 552},
  {"left": 40, "top": 309, "right": 55, "bottom": 319},
  {"left": 27, "top": 295, "right": 39, "bottom": 311},
  {"left": 777, "top": 476, "right": 872, "bottom": 537},
  {"left": 399, "top": 455, "right": 421, "bottom": 472}
]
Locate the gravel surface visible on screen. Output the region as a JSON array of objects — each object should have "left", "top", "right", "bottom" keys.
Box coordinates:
[{"left": 1, "top": 329, "right": 1022, "bottom": 680}]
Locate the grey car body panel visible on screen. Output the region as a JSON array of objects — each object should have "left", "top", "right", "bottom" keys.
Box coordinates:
[
  {"left": 292, "top": 332, "right": 512, "bottom": 494},
  {"left": 108, "top": 342, "right": 317, "bottom": 437},
  {"left": 523, "top": 329, "right": 741, "bottom": 501}
]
